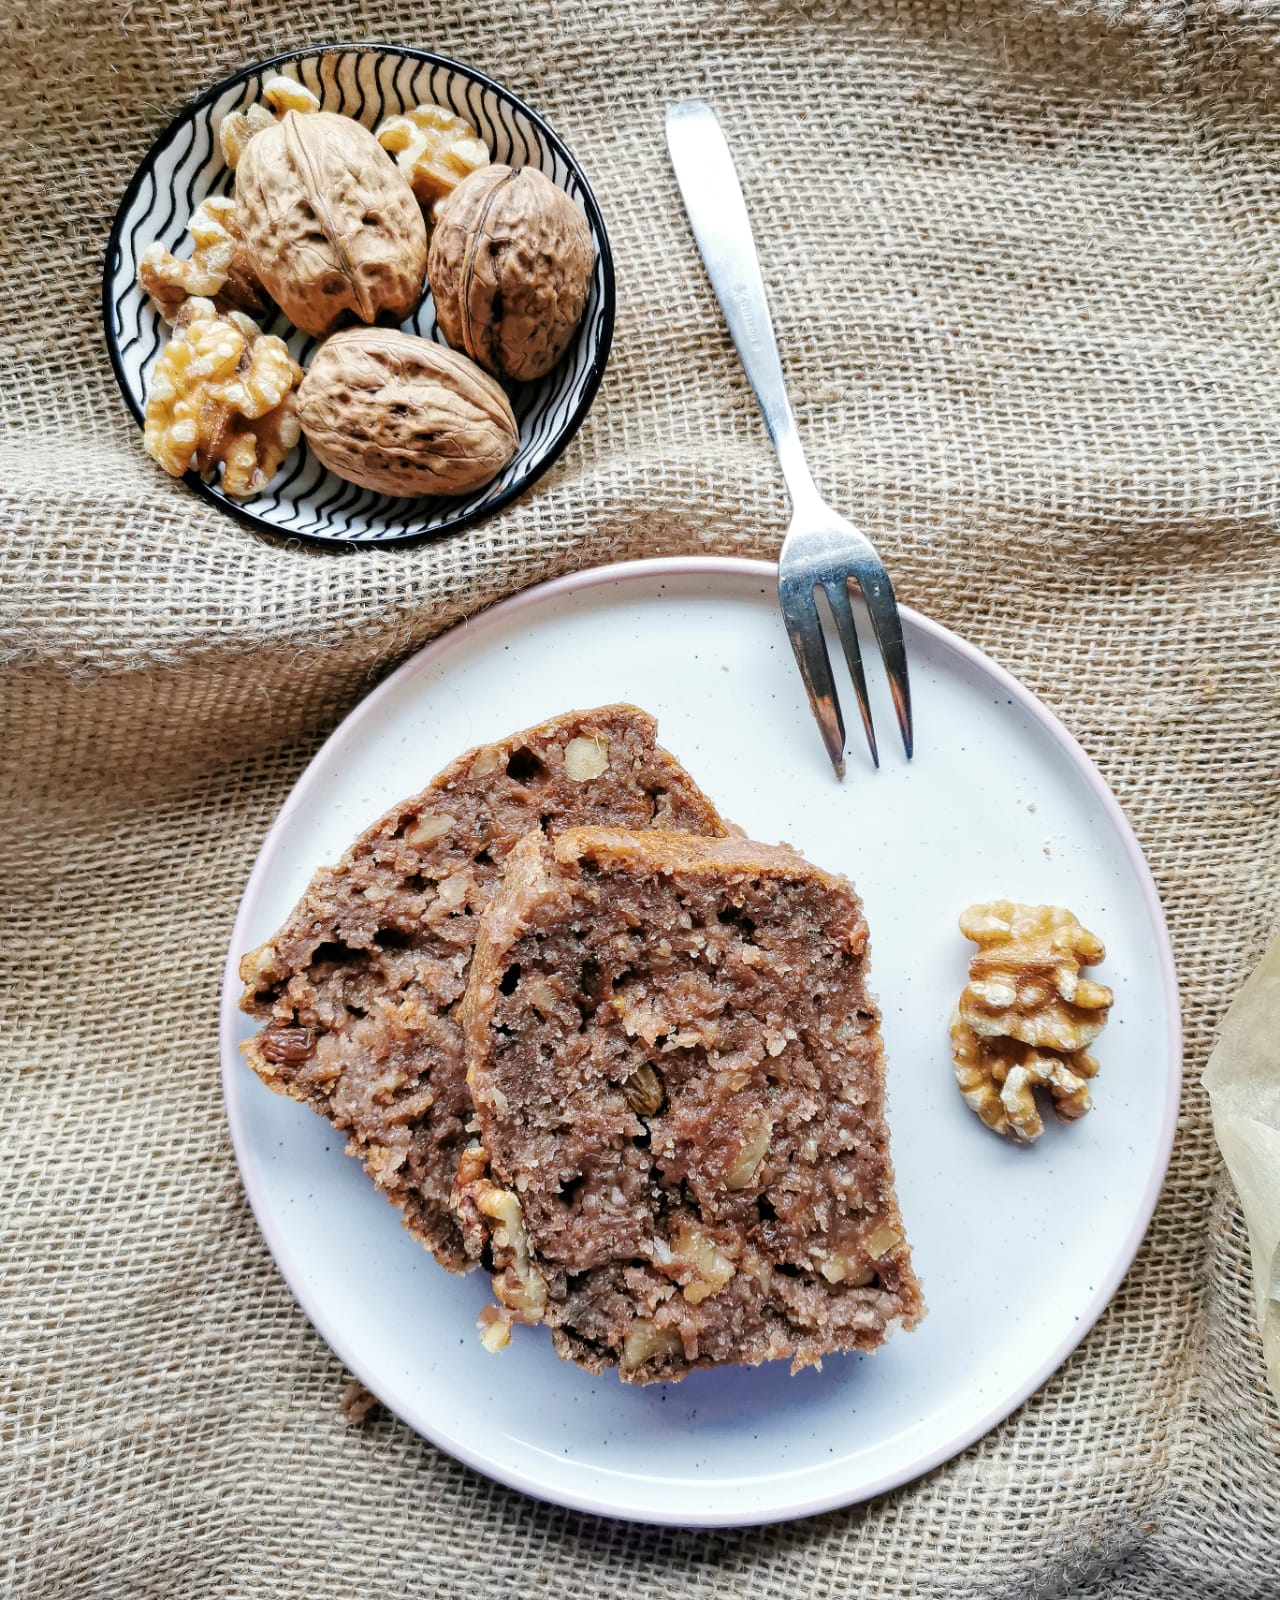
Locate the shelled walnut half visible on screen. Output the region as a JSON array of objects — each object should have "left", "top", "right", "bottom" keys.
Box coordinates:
[
  {"left": 951, "top": 1016, "right": 1099, "bottom": 1142},
  {"left": 218, "top": 72, "right": 320, "bottom": 169},
  {"left": 950, "top": 900, "right": 1113, "bottom": 1142},
  {"left": 958, "top": 900, "right": 1113, "bottom": 1050},
  {"left": 375, "top": 103, "right": 490, "bottom": 215},
  {"left": 143, "top": 297, "right": 302, "bottom": 499},
  {"left": 138, "top": 196, "right": 265, "bottom": 319}
]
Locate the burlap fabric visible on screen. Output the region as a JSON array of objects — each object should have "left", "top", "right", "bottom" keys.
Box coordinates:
[{"left": 4, "top": 0, "right": 1279, "bottom": 1593}]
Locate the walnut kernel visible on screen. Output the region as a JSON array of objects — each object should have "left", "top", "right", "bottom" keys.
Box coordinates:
[
  {"left": 435, "top": 872, "right": 468, "bottom": 909},
  {"left": 621, "top": 1320, "right": 683, "bottom": 1371},
  {"left": 951, "top": 1015, "right": 1098, "bottom": 1142},
  {"left": 475, "top": 1182, "right": 548, "bottom": 1320},
  {"left": 470, "top": 746, "right": 503, "bottom": 777},
  {"left": 142, "top": 298, "right": 302, "bottom": 498},
  {"left": 477, "top": 1305, "right": 512, "bottom": 1353},
  {"left": 376, "top": 103, "right": 490, "bottom": 209},
  {"left": 563, "top": 736, "right": 610, "bottom": 781},
  {"left": 405, "top": 812, "right": 455, "bottom": 850},
  {"left": 864, "top": 1222, "right": 904, "bottom": 1260},
  {"left": 819, "top": 1255, "right": 877, "bottom": 1286},
  {"left": 220, "top": 103, "right": 276, "bottom": 169},
  {"left": 670, "top": 1222, "right": 735, "bottom": 1305},
  {"left": 951, "top": 900, "right": 1111, "bottom": 1141},
  {"left": 138, "top": 197, "right": 265, "bottom": 319},
  {"left": 261, "top": 74, "right": 321, "bottom": 115},
  {"left": 219, "top": 72, "right": 319, "bottom": 169},
  {"left": 958, "top": 900, "right": 1113, "bottom": 1051},
  {"left": 724, "top": 1115, "right": 772, "bottom": 1190}
]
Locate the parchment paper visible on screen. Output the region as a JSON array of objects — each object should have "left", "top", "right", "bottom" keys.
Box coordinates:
[{"left": 1204, "top": 934, "right": 1280, "bottom": 1409}]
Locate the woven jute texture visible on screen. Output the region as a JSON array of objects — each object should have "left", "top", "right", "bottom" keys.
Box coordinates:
[{"left": 4, "top": 0, "right": 1279, "bottom": 1594}]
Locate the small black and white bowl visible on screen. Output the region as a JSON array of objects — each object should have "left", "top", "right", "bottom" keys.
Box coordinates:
[{"left": 103, "top": 44, "right": 615, "bottom": 548}]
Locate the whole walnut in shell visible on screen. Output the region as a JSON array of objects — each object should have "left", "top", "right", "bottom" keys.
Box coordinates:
[
  {"left": 428, "top": 165, "right": 594, "bottom": 382},
  {"left": 236, "top": 110, "right": 428, "bottom": 339},
  {"left": 297, "top": 327, "right": 519, "bottom": 497}
]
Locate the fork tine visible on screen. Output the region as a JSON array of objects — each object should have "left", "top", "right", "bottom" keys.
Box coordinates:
[
  {"left": 821, "top": 580, "right": 879, "bottom": 770},
  {"left": 850, "top": 560, "right": 914, "bottom": 760},
  {"left": 779, "top": 576, "right": 846, "bottom": 777}
]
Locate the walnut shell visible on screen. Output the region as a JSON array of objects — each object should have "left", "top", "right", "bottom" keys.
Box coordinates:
[
  {"left": 297, "top": 327, "right": 519, "bottom": 497},
  {"left": 236, "top": 111, "right": 428, "bottom": 339},
  {"left": 427, "top": 165, "right": 594, "bottom": 382}
]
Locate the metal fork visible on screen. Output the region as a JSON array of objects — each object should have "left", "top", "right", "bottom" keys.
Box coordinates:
[{"left": 665, "top": 99, "right": 913, "bottom": 777}]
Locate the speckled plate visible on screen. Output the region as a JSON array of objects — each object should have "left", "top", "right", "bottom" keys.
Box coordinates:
[
  {"left": 219, "top": 557, "right": 1181, "bottom": 1526},
  {"left": 104, "top": 43, "right": 614, "bottom": 547}
]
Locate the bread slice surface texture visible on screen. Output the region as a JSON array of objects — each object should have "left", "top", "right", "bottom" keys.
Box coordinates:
[
  {"left": 239, "top": 707, "right": 727, "bottom": 1270},
  {"left": 459, "top": 826, "right": 924, "bottom": 1381}
]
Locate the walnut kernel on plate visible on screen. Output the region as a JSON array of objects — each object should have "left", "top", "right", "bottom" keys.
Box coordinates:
[
  {"left": 375, "top": 103, "right": 490, "bottom": 211},
  {"left": 951, "top": 900, "right": 1114, "bottom": 1142},
  {"left": 951, "top": 1017, "right": 1099, "bottom": 1142},
  {"left": 138, "top": 197, "right": 265, "bottom": 319},
  {"left": 142, "top": 297, "right": 301, "bottom": 499},
  {"left": 219, "top": 73, "right": 320, "bottom": 168}
]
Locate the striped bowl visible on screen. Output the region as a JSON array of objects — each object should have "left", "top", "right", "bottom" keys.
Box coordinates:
[{"left": 103, "top": 44, "right": 615, "bottom": 547}]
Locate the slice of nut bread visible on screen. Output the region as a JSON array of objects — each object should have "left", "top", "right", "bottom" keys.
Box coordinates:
[
  {"left": 458, "top": 827, "right": 924, "bottom": 1382},
  {"left": 239, "top": 707, "right": 727, "bottom": 1270}
]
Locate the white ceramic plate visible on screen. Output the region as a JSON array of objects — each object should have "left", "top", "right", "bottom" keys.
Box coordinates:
[{"left": 219, "top": 557, "right": 1181, "bottom": 1526}]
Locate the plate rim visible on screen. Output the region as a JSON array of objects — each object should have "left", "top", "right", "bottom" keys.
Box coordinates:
[
  {"left": 218, "top": 554, "right": 1183, "bottom": 1526},
  {"left": 102, "top": 40, "right": 617, "bottom": 551}
]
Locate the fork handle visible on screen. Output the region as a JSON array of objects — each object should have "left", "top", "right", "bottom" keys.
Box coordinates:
[{"left": 665, "top": 100, "right": 819, "bottom": 514}]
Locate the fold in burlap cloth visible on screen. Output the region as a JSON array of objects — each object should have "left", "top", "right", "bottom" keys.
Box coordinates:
[{"left": 3, "top": 2, "right": 1279, "bottom": 1595}]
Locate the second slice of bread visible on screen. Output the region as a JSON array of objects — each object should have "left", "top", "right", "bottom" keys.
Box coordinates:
[{"left": 239, "top": 707, "right": 727, "bottom": 1270}]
